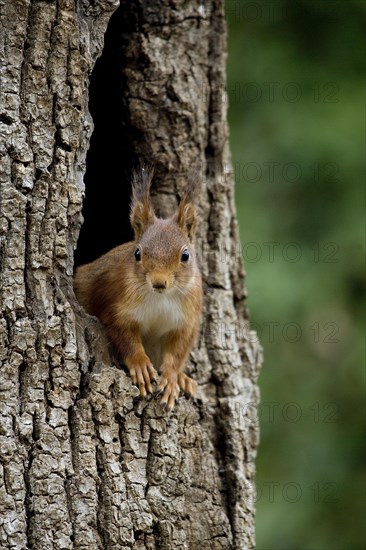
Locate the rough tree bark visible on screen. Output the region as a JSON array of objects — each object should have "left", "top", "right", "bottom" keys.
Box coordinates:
[{"left": 0, "top": 1, "right": 262, "bottom": 549}]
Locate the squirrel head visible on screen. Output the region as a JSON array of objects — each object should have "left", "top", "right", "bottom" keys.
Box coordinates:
[{"left": 129, "top": 166, "right": 200, "bottom": 294}]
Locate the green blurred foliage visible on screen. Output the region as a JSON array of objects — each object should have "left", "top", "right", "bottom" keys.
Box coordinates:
[{"left": 225, "top": 1, "right": 365, "bottom": 548}]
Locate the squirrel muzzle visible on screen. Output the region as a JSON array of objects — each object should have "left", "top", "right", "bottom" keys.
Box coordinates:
[{"left": 148, "top": 272, "right": 172, "bottom": 292}]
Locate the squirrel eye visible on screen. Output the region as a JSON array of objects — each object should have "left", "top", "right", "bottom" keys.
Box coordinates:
[
  {"left": 181, "top": 249, "right": 190, "bottom": 262},
  {"left": 134, "top": 248, "right": 141, "bottom": 262}
]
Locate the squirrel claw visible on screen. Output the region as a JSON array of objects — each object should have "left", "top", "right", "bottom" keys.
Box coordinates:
[
  {"left": 160, "top": 399, "right": 174, "bottom": 414},
  {"left": 128, "top": 361, "right": 158, "bottom": 399}
]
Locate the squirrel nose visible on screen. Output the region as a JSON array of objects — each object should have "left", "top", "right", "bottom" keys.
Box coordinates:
[{"left": 152, "top": 281, "right": 167, "bottom": 290}]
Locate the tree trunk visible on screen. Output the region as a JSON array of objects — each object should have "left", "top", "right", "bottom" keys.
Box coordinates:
[{"left": 0, "top": 1, "right": 262, "bottom": 549}]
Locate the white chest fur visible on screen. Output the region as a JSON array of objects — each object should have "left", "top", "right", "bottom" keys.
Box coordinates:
[{"left": 130, "top": 290, "right": 185, "bottom": 339}]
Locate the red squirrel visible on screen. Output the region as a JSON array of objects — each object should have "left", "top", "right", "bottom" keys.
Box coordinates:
[{"left": 74, "top": 167, "right": 203, "bottom": 410}]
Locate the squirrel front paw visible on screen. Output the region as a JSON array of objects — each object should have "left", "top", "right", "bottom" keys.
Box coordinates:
[
  {"left": 178, "top": 372, "right": 197, "bottom": 397},
  {"left": 126, "top": 353, "right": 157, "bottom": 397},
  {"left": 157, "top": 370, "right": 180, "bottom": 411},
  {"left": 157, "top": 370, "right": 197, "bottom": 411}
]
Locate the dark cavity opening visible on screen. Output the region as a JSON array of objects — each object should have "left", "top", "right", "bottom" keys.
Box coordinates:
[{"left": 74, "top": 6, "right": 138, "bottom": 267}]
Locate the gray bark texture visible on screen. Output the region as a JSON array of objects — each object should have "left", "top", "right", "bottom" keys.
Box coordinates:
[{"left": 0, "top": 1, "right": 262, "bottom": 549}]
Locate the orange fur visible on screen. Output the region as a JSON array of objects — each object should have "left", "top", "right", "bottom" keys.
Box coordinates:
[{"left": 74, "top": 168, "right": 203, "bottom": 410}]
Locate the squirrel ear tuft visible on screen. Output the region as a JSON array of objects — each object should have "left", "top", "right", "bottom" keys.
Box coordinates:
[
  {"left": 176, "top": 202, "right": 197, "bottom": 241},
  {"left": 130, "top": 165, "right": 155, "bottom": 239},
  {"left": 174, "top": 163, "right": 200, "bottom": 240}
]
